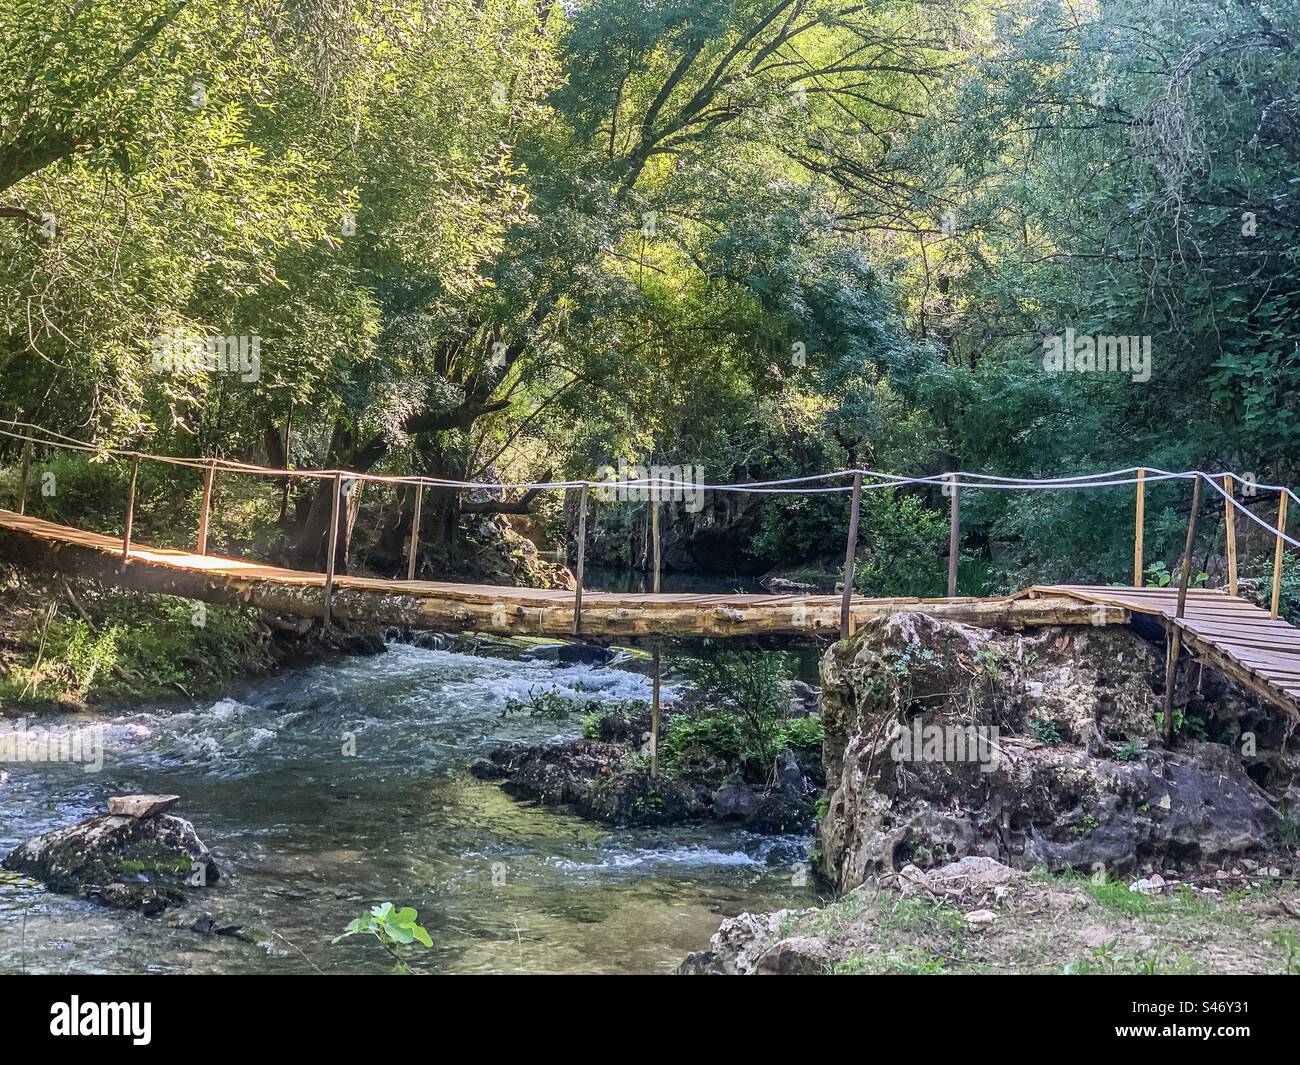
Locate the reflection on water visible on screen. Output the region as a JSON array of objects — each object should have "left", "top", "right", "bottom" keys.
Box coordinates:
[{"left": 0, "top": 641, "right": 815, "bottom": 974}]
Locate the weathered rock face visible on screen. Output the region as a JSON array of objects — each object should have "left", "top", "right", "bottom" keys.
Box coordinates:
[
  {"left": 3, "top": 806, "right": 220, "bottom": 915},
  {"left": 817, "top": 613, "right": 1283, "bottom": 890}
]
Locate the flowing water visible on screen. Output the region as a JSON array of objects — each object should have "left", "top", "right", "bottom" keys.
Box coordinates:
[{"left": 0, "top": 640, "right": 817, "bottom": 974}]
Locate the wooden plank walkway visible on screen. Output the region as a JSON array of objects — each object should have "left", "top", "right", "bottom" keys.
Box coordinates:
[
  {"left": 1025, "top": 585, "right": 1300, "bottom": 718},
  {"left": 0, "top": 509, "right": 1124, "bottom": 640}
]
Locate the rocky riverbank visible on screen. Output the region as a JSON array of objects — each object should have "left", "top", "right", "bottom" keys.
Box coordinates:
[
  {"left": 472, "top": 703, "right": 821, "bottom": 833},
  {"left": 681, "top": 610, "right": 1300, "bottom": 973}
]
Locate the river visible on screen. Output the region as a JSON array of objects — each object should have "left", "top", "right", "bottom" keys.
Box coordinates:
[{"left": 0, "top": 638, "right": 817, "bottom": 974}]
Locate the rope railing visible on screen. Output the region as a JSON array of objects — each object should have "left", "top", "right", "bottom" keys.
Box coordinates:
[{"left": 1, "top": 418, "right": 1296, "bottom": 637}]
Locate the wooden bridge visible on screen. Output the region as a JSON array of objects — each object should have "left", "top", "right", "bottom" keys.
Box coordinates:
[
  {"left": 2, "top": 419, "right": 1299, "bottom": 731},
  {"left": 2, "top": 508, "right": 1298, "bottom": 720}
]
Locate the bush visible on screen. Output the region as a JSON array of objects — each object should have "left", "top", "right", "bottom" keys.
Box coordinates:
[
  {"left": 660, "top": 713, "right": 744, "bottom": 769},
  {"left": 679, "top": 645, "right": 793, "bottom": 769},
  {"left": 779, "top": 716, "right": 824, "bottom": 760}
]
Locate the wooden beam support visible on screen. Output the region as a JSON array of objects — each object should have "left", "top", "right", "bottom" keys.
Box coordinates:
[
  {"left": 323, "top": 473, "right": 342, "bottom": 629},
  {"left": 197, "top": 461, "right": 215, "bottom": 555},
  {"left": 841, "top": 472, "right": 862, "bottom": 639},
  {"left": 1134, "top": 468, "right": 1145, "bottom": 587},
  {"left": 1271, "top": 488, "right": 1290, "bottom": 620},
  {"left": 572, "top": 484, "right": 588, "bottom": 636},
  {"left": 947, "top": 472, "right": 959, "bottom": 598},
  {"left": 1223, "top": 474, "right": 1238, "bottom": 597},
  {"left": 406, "top": 482, "right": 424, "bottom": 582}
]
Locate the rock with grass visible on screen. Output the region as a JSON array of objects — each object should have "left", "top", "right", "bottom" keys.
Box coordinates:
[{"left": 2, "top": 797, "right": 220, "bottom": 915}]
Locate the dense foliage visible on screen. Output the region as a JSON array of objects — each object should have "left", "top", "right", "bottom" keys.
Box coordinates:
[{"left": 2, "top": 0, "right": 1296, "bottom": 589}]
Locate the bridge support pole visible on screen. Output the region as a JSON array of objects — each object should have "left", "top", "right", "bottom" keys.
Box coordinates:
[
  {"left": 323, "top": 472, "right": 342, "bottom": 629},
  {"left": 1134, "top": 468, "right": 1145, "bottom": 586},
  {"left": 1270, "top": 488, "right": 1289, "bottom": 620},
  {"left": 406, "top": 483, "right": 424, "bottom": 581},
  {"left": 1163, "top": 475, "right": 1202, "bottom": 741},
  {"left": 197, "top": 461, "right": 215, "bottom": 555},
  {"left": 947, "top": 473, "right": 959, "bottom": 598},
  {"left": 1223, "top": 474, "right": 1238, "bottom": 597},
  {"left": 120, "top": 455, "right": 140, "bottom": 572},
  {"left": 651, "top": 647, "right": 661, "bottom": 779},
  {"left": 840, "top": 472, "right": 862, "bottom": 639},
  {"left": 572, "top": 484, "right": 588, "bottom": 636},
  {"left": 16, "top": 434, "right": 32, "bottom": 515}
]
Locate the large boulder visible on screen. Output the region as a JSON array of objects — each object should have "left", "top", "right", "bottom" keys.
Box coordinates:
[
  {"left": 818, "top": 613, "right": 1282, "bottom": 890},
  {"left": 3, "top": 799, "right": 220, "bottom": 915}
]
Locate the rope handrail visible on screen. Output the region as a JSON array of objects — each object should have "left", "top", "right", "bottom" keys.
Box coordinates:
[{"left": 1, "top": 418, "right": 1296, "bottom": 549}]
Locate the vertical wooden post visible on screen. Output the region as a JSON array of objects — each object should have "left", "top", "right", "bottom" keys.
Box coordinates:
[
  {"left": 946, "top": 472, "right": 959, "bottom": 598},
  {"left": 197, "top": 462, "right": 215, "bottom": 555},
  {"left": 1163, "top": 475, "right": 1202, "bottom": 741},
  {"left": 650, "top": 647, "right": 661, "bottom": 780},
  {"left": 323, "top": 473, "right": 342, "bottom": 628},
  {"left": 16, "top": 434, "right": 33, "bottom": 515},
  {"left": 406, "top": 482, "right": 424, "bottom": 581},
  {"left": 572, "top": 484, "right": 588, "bottom": 635},
  {"left": 840, "top": 472, "right": 862, "bottom": 639},
  {"left": 1133, "top": 468, "right": 1145, "bottom": 587},
  {"left": 120, "top": 455, "right": 140, "bottom": 570},
  {"left": 1270, "top": 489, "right": 1290, "bottom": 620},
  {"left": 1223, "top": 474, "right": 1238, "bottom": 597},
  {"left": 651, "top": 485, "right": 661, "bottom": 594}
]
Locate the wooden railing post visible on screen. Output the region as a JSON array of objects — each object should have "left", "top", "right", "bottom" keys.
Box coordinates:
[
  {"left": 840, "top": 472, "right": 862, "bottom": 639},
  {"left": 1133, "top": 467, "right": 1145, "bottom": 587},
  {"left": 1270, "top": 488, "right": 1290, "bottom": 620},
  {"left": 120, "top": 454, "right": 140, "bottom": 571},
  {"left": 197, "top": 461, "right": 215, "bottom": 555},
  {"left": 16, "top": 434, "right": 32, "bottom": 515},
  {"left": 947, "top": 472, "right": 959, "bottom": 598},
  {"left": 406, "top": 482, "right": 424, "bottom": 581},
  {"left": 323, "top": 472, "right": 342, "bottom": 628},
  {"left": 1223, "top": 474, "right": 1238, "bottom": 597},
  {"left": 1163, "top": 474, "right": 1202, "bottom": 741},
  {"left": 571, "top": 483, "right": 588, "bottom": 636},
  {"left": 651, "top": 483, "right": 661, "bottom": 594}
]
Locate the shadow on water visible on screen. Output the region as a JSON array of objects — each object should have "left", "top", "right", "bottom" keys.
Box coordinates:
[{"left": 0, "top": 641, "right": 817, "bottom": 974}]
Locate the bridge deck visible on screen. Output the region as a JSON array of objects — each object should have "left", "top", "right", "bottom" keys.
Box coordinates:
[
  {"left": 0, "top": 509, "right": 1123, "bottom": 639},
  {"left": 1025, "top": 585, "right": 1300, "bottom": 717},
  {"left": 4, "top": 509, "right": 1300, "bottom": 714}
]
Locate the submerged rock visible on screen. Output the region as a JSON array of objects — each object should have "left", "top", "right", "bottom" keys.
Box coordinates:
[
  {"left": 817, "top": 613, "right": 1285, "bottom": 889},
  {"left": 3, "top": 799, "right": 220, "bottom": 915},
  {"left": 482, "top": 728, "right": 815, "bottom": 833}
]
